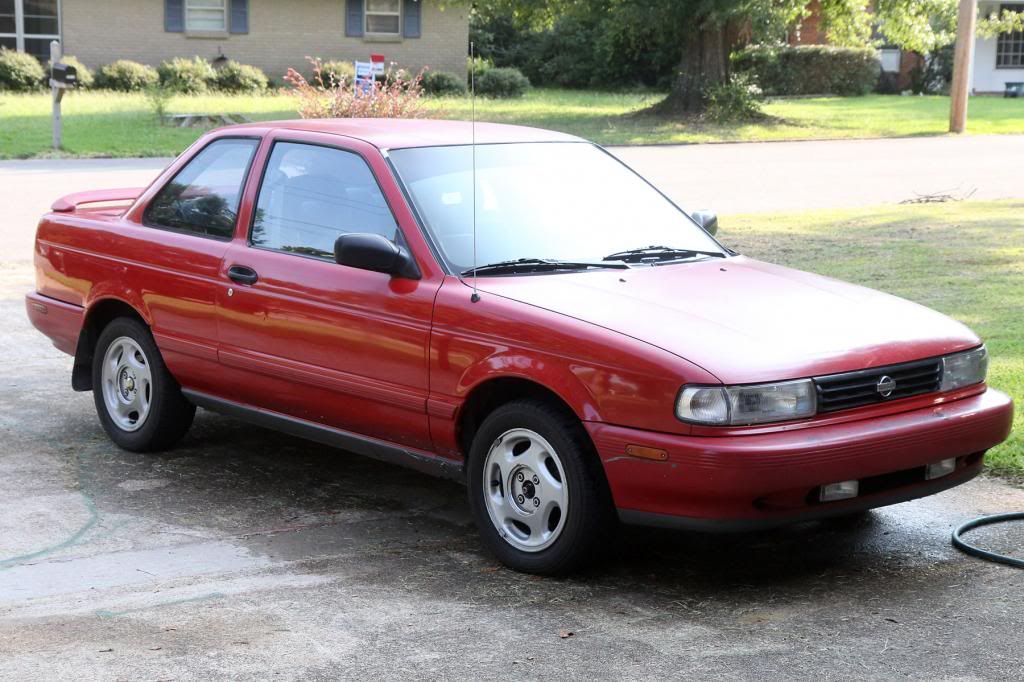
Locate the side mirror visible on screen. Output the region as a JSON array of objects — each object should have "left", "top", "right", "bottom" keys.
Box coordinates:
[
  {"left": 691, "top": 210, "right": 718, "bottom": 236},
  {"left": 334, "top": 233, "right": 420, "bottom": 279}
]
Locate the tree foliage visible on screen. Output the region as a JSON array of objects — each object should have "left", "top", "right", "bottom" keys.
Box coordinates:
[{"left": 469, "top": 0, "right": 1024, "bottom": 113}]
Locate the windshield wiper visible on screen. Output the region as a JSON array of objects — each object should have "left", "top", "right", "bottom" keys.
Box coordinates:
[
  {"left": 603, "top": 245, "right": 726, "bottom": 264},
  {"left": 461, "top": 258, "right": 629, "bottom": 277}
]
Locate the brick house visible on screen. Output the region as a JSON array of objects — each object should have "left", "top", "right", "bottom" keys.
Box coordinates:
[
  {"left": 789, "top": 0, "right": 923, "bottom": 91},
  {"left": 0, "top": 0, "right": 469, "bottom": 81},
  {"left": 791, "top": 0, "right": 1024, "bottom": 94}
]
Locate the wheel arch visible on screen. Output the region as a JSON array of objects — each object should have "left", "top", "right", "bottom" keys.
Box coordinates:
[
  {"left": 71, "top": 297, "right": 150, "bottom": 391},
  {"left": 455, "top": 376, "right": 591, "bottom": 462}
]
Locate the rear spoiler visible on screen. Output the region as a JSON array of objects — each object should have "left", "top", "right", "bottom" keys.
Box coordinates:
[{"left": 51, "top": 187, "right": 144, "bottom": 213}]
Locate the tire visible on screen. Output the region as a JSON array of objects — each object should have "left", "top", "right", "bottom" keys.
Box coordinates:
[
  {"left": 92, "top": 317, "right": 195, "bottom": 452},
  {"left": 466, "top": 399, "right": 615, "bottom": 575}
]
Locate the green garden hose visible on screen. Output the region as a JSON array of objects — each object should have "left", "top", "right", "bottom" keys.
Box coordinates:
[{"left": 952, "top": 512, "right": 1024, "bottom": 569}]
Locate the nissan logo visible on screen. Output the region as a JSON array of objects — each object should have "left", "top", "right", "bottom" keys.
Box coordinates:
[{"left": 876, "top": 375, "right": 897, "bottom": 397}]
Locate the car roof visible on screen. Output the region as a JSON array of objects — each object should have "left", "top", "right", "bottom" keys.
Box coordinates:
[{"left": 224, "top": 118, "right": 584, "bottom": 150}]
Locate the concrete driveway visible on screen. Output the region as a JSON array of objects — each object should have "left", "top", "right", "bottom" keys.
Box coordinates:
[{"left": 1, "top": 136, "right": 1023, "bottom": 680}]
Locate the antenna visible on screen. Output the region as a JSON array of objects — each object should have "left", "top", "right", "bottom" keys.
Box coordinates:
[{"left": 469, "top": 40, "right": 480, "bottom": 303}]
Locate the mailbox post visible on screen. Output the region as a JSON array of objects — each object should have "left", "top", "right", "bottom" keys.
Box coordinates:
[{"left": 49, "top": 40, "right": 78, "bottom": 150}]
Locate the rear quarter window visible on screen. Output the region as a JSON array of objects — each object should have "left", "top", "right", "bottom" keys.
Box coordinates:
[{"left": 144, "top": 138, "right": 259, "bottom": 240}]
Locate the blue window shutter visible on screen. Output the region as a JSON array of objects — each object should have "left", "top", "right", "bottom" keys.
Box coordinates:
[
  {"left": 346, "top": 0, "right": 364, "bottom": 37},
  {"left": 403, "top": 0, "right": 421, "bottom": 38},
  {"left": 230, "top": 0, "right": 249, "bottom": 34},
  {"left": 165, "top": 0, "right": 184, "bottom": 32}
]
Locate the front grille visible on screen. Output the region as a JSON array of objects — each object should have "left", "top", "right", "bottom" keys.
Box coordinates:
[{"left": 814, "top": 357, "right": 942, "bottom": 413}]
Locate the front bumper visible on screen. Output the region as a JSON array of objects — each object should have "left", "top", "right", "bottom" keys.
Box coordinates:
[{"left": 587, "top": 388, "right": 1014, "bottom": 531}]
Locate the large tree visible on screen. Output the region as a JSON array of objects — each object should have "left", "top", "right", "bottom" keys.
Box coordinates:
[{"left": 471, "top": 0, "right": 1024, "bottom": 114}]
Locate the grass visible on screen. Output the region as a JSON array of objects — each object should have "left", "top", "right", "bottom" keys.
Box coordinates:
[
  {"left": 721, "top": 200, "right": 1023, "bottom": 478},
  {"left": 1, "top": 89, "right": 1023, "bottom": 158}
]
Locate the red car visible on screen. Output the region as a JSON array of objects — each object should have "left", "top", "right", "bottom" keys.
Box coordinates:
[{"left": 27, "top": 120, "right": 1013, "bottom": 574}]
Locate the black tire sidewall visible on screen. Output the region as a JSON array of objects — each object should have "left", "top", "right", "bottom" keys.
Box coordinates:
[
  {"left": 466, "top": 400, "right": 611, "bottom": 575},
  {"left": 91, "top": 317, "right": 193, "bottom": 452}
]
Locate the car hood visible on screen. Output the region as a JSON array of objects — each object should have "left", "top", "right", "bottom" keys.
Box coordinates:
[{"left": 475, "top": 256, "right": 980, "bottom": 384}]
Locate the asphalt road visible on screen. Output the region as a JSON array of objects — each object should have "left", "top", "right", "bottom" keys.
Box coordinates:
[{"left": 2, "top": 137, "right": 1023, "bottom": 680}]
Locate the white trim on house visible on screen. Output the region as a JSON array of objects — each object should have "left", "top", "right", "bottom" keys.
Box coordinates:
[{"left": 973, "top": 1, "right": 1024, "bottom": 93}]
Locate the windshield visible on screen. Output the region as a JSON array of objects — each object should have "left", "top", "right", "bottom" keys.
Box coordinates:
[{"left": 388, "top": 142, "right": 724, "bottom": 274}]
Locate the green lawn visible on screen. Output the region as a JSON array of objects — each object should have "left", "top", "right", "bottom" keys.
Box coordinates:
[
  {"left": 721, "top": 201, "right": 1023, "bottom": 478},
  {"left": 1, "top": 89, "right": 1022, "bottom": 158}
]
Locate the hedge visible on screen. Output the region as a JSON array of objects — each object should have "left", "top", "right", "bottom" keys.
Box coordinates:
[
  {"left": 95, "top": 60, "right": 159, "bottom": 91},
  {"left": 0, "top": 48, "right": 45, "bottom": 91},
  {"left": 319, "top": 60, "right": 355, "bottom": 86},
  {"left": 158, "top": 56, "right": 216, "bottom": 93},
  {"left": 732, "top": 45, "right": 881, "bottom": 97},
  {"left": 422, "top": 70, "right": 466, "bottom": 96},
  {"left": 476, "top": 67, "right": 530, "bottom": 98},
  {"left": 215, "top": 60, "right": 268, "bottom": 93}
]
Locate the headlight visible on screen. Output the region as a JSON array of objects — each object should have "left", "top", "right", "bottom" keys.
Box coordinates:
[
  {"left": 676, "top": 379, "right": 817, "bottom": 426},
  {"left": 940, "top": 345, "right": 988, "bottom": 392}
]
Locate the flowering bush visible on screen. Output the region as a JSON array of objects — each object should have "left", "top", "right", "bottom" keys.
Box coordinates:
[{"left": 284, "top": 57, "right": 428, "bottom": 119}]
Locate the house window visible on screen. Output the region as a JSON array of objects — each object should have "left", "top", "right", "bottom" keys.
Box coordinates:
[
  {"left": 186, "top": 0, "right": 228, "bottom": 32},
  {"left": 365, "top": 0, "right": 400, "bottom": 35},
  {"left": 0, "top": 0, "right": 60, "bottom": 61},
  {"left": 996, "top": 3, "right": 1024, "bottom": 68}
]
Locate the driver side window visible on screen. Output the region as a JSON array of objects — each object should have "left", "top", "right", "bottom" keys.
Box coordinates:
[
  {"left": 249, "top": 142, "right": 400, "bottom": 260},
  {"left": 144, "top": 138, "right": 258, "bottom": 240}
]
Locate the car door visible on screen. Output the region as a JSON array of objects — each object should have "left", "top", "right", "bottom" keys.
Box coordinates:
[
  {"left": 116, "top": 135, "right": 260, "bottom": 394},
  {"left": 213, "top": 131, "right": 442, "bottom": 451}
]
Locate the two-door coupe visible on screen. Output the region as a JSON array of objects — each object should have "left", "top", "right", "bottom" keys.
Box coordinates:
[{"left": 27, "top": 119, "right": 1013, "bottom": 574}]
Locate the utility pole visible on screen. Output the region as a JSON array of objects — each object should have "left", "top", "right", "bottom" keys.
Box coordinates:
[{"left": 949, "top": 0, "right": 977, "bottom": 133}]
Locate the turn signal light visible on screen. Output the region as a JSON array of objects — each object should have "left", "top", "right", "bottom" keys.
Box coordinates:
[{"left": 625, "top": 444, "right": 669, "bottom": 461}]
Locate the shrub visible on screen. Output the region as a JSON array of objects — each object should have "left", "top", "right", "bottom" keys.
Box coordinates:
[
  {"left": 732, "top": 45, "right": 881, "bottom": 97},
  {"left": 158, "top": 56, "right": 215, "bottom": 94},
  {"left": 705, "top": 74, "right": 763, "bottom": 123},
  {"left": 144, "top": 84, "right": 173, "bottom": 122},
  {"left": 422, "top": 70, "right": 466, "bottom": 96},
  {"left": 318, "top": 60, "right": 355, "bottom": 87},
  {"left": 285, "top": 58, "right": 428, "bottom": 119},
  {"left": 95, "top": 60, "right": 159, "bottom": 91},
  {"left": 214, "top": 60, "right": 268, "bottom": 93},
  {"left": 476, "top": 67, "right": 529, "bottom": 98},
  {"left": 467, "top": 55, "right": 493, "bottom": 82},
  {"left": 42, "top": 55, "right": 94, "bottom": 89},
  {"left": 523, "top": 14, "right": 600, "bottom": 88},
  {"left": 0, "top": 48, "right": 45, "bottom": 91}
]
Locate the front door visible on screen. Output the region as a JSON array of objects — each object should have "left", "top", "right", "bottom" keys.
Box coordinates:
[{"left": 214, "top": 133, "right": 441, "bottom": 450}]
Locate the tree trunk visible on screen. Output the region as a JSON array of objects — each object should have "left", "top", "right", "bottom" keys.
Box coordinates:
[{"left": 655, "top": 23, "right": 730, "bottom": 115}]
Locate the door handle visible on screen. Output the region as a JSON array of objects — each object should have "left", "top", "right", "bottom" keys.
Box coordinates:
[{"left": 227, "top": 265, "right": 259, "bottom": 286}]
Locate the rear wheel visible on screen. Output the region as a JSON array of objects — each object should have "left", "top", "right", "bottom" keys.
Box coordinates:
[
  {"left": 92, "top": 317, "right": 195, "bottom": 452},
  {"left": 467, "top": 399, "right": 614, "bottom": 575}
]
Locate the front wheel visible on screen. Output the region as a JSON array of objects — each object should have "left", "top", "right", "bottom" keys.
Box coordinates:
[
  {"left": 92, "top": 317, "right": 195, "bottom": 452},
  {"left": 467, "top": 400, "right": 614, "bottom": 575}
]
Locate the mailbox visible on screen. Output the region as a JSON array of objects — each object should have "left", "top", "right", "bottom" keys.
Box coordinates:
[{"left": 50, "top": 63, "right": 78, "bottom": 88}]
